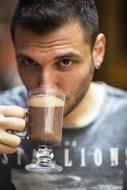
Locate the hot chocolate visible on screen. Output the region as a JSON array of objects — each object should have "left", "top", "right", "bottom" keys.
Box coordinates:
[{"left": 28, "top": 95, "right": 64, "bottom": 146}]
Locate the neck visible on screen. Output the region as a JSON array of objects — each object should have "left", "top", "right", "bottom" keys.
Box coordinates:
[{"left": 63, "top": 82, "right": 105, "bottom": 129}]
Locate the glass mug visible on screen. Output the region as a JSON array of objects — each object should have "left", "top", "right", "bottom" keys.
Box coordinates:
[{"left": 13, "top": 88, "right": 66, "bottom": 173}]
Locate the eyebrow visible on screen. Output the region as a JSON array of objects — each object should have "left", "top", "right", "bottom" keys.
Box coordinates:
[
  {"left": 54, "top": 51, "right": 82, "bottom": 61},
  {"left": 16, "top": 53, "right": 31, "bottom": 59},
  {"left": 16, "top": 51, "right": 82, "bottom": 62},
  {"left": 16, "top": 54, "right": 36, "bottom": 62}
]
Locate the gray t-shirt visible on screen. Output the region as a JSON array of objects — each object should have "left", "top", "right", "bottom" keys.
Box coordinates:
[{"left": 0, "top": 83, "right": 127, "bottom": 190}]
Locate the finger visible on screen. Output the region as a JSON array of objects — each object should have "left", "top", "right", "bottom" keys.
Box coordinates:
[
  {"left": 0, "top": 130, "right": 21, "bottom": 147},
  {"left": 0, "top": 116, "right": 25, "bottom": 131},
  {"left": 0, "top": 106, "right": 26, "bottom": 118},
  {"left": 0, "top": 144, "right": 17, "bottom": 154}
]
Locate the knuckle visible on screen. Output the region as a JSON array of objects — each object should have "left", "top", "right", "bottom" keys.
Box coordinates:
[
  {"left": 0, "top": 131, "right": 21, "bottom": 147},
  {"left": 21, "top": 120, "right": 26, "bottom": 131},
  {"left": 12, "top": 106, "right": 26, "bottom": 115},
  {"left": 0, "top": 129, "right": 5, "bottom": 140},
  {"left": 0, "top": 106, "right": 6, "bottom": 113},
  {"left": 8, "top": 147, "right": 17, "bottom": 154},
  {"left": 14, "top": 118, "right": 26, "bottom": 131},
  {"left": 0, "top": 105, "right": 26, "bottom": 118},
  {"left": 0, "top": 144, "right": 16, "bottom": 154},
  {"left": 0, "top": 115, "right": 6, "bottom": 127},
  {"left": 13, "top": 136, "right": 21, "bottom": 146}
]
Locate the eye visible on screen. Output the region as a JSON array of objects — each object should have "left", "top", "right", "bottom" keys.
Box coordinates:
[
  {"left": 58, "top": 59, "right": 73, "bottom": 68},
  {"left": 18, "top": 58, "right": 37, "bottom": 67},
  {"left": 23, "top": 59, "right": 37, "bottom": 66}
]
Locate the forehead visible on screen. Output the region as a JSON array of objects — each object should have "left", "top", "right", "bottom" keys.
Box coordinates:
[{"left": 14, "top": 19, "right": 88, "bottom": 50}]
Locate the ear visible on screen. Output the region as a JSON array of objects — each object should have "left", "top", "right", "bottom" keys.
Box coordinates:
[{"left": 92, "top": 33, "right": 106, "bottom": 70}]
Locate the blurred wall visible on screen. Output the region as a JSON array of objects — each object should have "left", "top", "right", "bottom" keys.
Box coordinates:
[
  {"left": 94, "top": 0, "right": 127, "bottom": 90},
  {"left": 0, "top": 0, "right": 21, "bottom": 90},
  {"left": 0, "top": 0, "right": 127, "bottom": 90}
]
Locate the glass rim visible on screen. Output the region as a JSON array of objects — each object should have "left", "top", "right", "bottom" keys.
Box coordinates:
[{"left": 28, "top": 88, "right": 66, "bottom": 100}]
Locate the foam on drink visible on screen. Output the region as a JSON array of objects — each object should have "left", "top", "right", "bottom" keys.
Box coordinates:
[{"left": 28, "top": 95, "right": 64, "bottom": 107}]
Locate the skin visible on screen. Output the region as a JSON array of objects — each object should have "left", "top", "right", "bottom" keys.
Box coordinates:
[{"left": 0, "top": 19, "right": 106, "bottom": 153}]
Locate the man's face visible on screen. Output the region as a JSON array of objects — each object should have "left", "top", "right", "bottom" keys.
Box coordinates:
[{"left": 14, "top": 20, "right": 95, "bottom": 116}]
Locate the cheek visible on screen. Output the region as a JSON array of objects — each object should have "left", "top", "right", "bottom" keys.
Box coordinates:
[
  {"left": 61, "top": 69, "right": 88, "bottom": 92},
  {"left": 63, "top": 63, "right": 94, "bottom": 97},
  {"left": 17, "top": 66, "right": 40, "bottom": 89},
  {"left": 63, "top": 66, "right": 94, "bottom": 115},
  {"left": 58, "top": 73, "right": 78, "bottom": 96}
]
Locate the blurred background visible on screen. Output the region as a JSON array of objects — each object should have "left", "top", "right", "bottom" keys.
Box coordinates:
[{"left": 0, "top": 0, "right": 127, "bottom": 90}]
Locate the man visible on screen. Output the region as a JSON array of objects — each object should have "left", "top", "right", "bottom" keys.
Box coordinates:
[{"left": 0, "top": 0, "right": 127, "bottom": 189}]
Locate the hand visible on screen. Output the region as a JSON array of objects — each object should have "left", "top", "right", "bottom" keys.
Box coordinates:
[{"left": 0, "top": 106, "right": 26, "bottom": 154}]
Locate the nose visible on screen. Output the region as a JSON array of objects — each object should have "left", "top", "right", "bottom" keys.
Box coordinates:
[{"left": 38, "top": 68, "right": 57, "bottom": 90}]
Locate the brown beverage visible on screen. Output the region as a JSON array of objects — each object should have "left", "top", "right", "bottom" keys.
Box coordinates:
[{"left": 28, "top": 95, "right": 64, "bottom": 146}]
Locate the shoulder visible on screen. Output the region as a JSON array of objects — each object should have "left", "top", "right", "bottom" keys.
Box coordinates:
[
  {"left": 98, "top": 82, "right": 127, "bottom": 112},
  {"left": 0, "top": 86, "right": 27, "bottom": 107},
  {"left": 101, "top": 82, "right": 127, "bottom": 99}
]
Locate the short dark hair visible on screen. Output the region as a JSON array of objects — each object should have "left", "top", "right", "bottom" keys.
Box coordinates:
[{"left": 10, "top": 0, "right": 99, "bottom": 47}]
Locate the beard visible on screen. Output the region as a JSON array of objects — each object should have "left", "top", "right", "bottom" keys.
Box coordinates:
[{"left": 64, "top": 61, "right": 95, "bottom": 117}]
